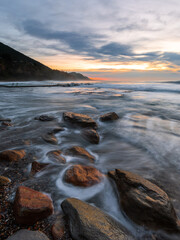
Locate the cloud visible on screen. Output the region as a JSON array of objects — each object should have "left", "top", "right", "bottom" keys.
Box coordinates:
[
  {"left": 163, "top": 52, "right": 180, "bottom": 65},
  {"left": 22, "top": 19, "right": 180, "bottom": 67},
  {"left": 23, "top": 20, "right": 94, "bottom": 52},
  {"left": 1, "top": 0, "right": 180, "bottom": 78},
  {"left": 97, "top": 43, "right": 133, "bottom": 56},
  {"left": 22, "top": 19, "right": 134, "bottom": 59}
]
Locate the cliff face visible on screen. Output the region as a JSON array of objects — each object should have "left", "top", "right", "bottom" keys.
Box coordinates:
[{"left": 0, "top": 42, "right": 89, "bottom": 81}]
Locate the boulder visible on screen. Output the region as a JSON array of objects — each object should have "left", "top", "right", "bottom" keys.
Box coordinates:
[
  {"left": 42, "top": 133, "right": 58, "bottom": 145},
  {"left": 63, "top": 112, "right": 97, "bottom": 129},
  {"left": 65, "top": 146, "right": 95, "bottom": 163},
  {"left": 35, "top": 115, "right": 55, "bottom": 121},
  {"left": 14, "top": 186, "right": 53, "bottom": 224},
  {"left": 0, "top": 150, "right": 26, "bottom": 162},
  {"left": 31, "top": 161, "right": 49, "bottom": 175},
  {"left": 47, "top": 150, "right": 66, "bottom": 164},
  {"left": 6, "top": 229, "right": 49, "bottom": 240},
  {"left": 82, "top": 129, "right": 100, "bottom": 144},
  {"left": 99, "top": 112, "right": 119, "bottom": 122},
  {"left": 64, "top": 165, "right": 103, "bottom": 187},
  {"left": 0, "top": 176, "right": 11, "bottom": 186},
  {"left": 108, "top": 169, "right": 180, "bottom": 233},
  {"left": 61, "top": 198, "right": 133, "bottom": 240},
  {"left": 52, "top": 215, "right": 66, "bottom": 240}
]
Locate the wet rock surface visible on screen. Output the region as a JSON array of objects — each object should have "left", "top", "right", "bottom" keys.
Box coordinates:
[
  {"left": 35, "top": 115, "right": 56, "bottom": 121},
  {"left": 49, "top": 127, "right": 65, "bottom": 134},
  {"left": 108, "top": 169, "right": 180, "bottom": 233},
  {"left": 2, "top": 121, "right": 13, "bottom": 127},
  {"left": 0, "top": 150, "right": 26, "bottom": 162},
  {"left": 42, "top": 133, "right": 58, "bottom": 145},
  {"left": 0, "top": 176, "right": 11, "bottom": 186},
  {"left": 6, "top": 229, "right": 50, "bottom": 240},
  {"left": 64, "top": 165, "right": 103, "bottom": 187},
  {"left": 47, "top": 150, "right": 66, "bottom": 164},
  {"left": 99, "top": 112, "right": 119, "bottom": 122},
  {"left": 51, "top": 215, "right": 66, "bottom": 240},
  {"left": 65, "top": 146, "right": 95, "bottom": 162},
  {"left": 31, "top": 161, "right": 49, "bottom": 175},
  {"left": 82, "top": 128, "right": 100, "bottom": 144},
  {"left": 14, "top": 186, "right": 54, "bottom": 225},
  {"left": 61, "top": 198, "right": 134, "bottom": 240},
  {"left": 63, "top": 112, "right": 97, "bottom": 129}
]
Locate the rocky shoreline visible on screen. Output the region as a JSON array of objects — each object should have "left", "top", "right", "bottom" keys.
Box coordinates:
[{"left": 0, "top": 112, "right": 180, "bottom": 240}]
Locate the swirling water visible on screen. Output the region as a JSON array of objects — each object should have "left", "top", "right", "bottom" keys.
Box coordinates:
[{"left": 0, "top": 79, "right": 180, "bottom": 239}]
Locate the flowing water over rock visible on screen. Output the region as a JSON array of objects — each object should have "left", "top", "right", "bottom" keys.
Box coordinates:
[{"left": 0, "top": 79, "right": 180, "bottom": 239}]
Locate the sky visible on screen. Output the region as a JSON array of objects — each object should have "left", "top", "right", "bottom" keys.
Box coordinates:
[{"left": 0, "top": 0, "right": 180, "bottom": 81}]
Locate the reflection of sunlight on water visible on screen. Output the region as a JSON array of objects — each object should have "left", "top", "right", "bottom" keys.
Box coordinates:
[{"left": 132, "top": 95, "right": 145, "bottom": 99}]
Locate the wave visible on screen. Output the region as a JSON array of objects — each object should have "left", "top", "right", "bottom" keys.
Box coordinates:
[
  {"left": 0, "top": 81, "right": 92, "bottom": 88},
  {"left": 92, "top": 82, "right": 180, "bottom": 94}
]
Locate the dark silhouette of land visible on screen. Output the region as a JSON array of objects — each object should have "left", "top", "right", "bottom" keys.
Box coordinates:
[{"left": 0, "top": 42, "right": 89, "bottom": 81}]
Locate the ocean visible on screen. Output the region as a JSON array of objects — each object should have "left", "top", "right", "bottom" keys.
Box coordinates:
[{"left": 0, "top": 79, "right": 180, "bottom": 239}]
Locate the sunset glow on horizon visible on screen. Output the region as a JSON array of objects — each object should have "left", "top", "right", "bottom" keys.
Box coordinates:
[{"left": 1, "top": 0, "right": 180, "bottom": 80}]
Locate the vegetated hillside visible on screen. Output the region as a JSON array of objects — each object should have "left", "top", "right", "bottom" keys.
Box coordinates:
[{"left": 0, "top": 42, "right": 89, "bottom": 81}]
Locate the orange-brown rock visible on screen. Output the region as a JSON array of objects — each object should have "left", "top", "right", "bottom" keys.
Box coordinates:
[
  {"left": 42, "top": 133, "right": 58, "bottom": 145},
  {"left": 0, "top": 150, "right": 26, "bottom": 162},
  {"left": 99, "top": 112, "right": 119, "bottom": 122},
  {"left": 31, "top": 161, "right": 49, "bottom": 175},
  {"left": 0, "top": 176, "right": 11, "bottom": 186},
  {"left": 63, "top": 112, "right": 97, "bottom": 129},
  {"left": 108, "top": 169, "right": 180, "bottom": 233},
  {"left": 64, "top": 165, "right": 103, "bottom": 187},
  {"left": 47, "top": 150, "right": 66, "bottom": 164},
  {"left": 82, "top": 129, "right": 100, "bottom": 144},
  {"left": 65, "top": 146, "right": 95, "bottom": 163},
  {"left": 52, "top": 215, "right": 66, "bottom": 240},
  {"left": 14, "top": 186, "right": 53, "bottom": 224}
]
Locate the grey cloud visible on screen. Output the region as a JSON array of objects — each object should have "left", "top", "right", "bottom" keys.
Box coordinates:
[
  {"left": 97, "top": 43, "right": 133, "bottom": 56},
  {"left": 163, "top": 52, "right": 180, "bottom": 65},
  {"left": 22, "top": 19, "right": 134, "bottom": 59},
  {"left": 22, "top": 19, "right": 180, "bottom": 67},
  {"left": 23, "top": 20, "right": 96, "bottom": 52}
]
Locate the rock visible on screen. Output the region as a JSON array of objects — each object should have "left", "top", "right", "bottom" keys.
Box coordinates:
[
  {"left": 0, "top": 118, "right": 11, "bottom": 122},
  {"left": 14, "top": 186, "right": 53, "bottom": 224},
  {"left": 6, "top": 229, "right": 49, "bottom": 240},
  {"left": 63, "top": 112, "right": 97, "bottom": 129},
  {"left": 0, "top": 150, "right": 26, "bottom": 162},
  {"left": 61, "top": 198, "right": 133, "bottom": 240},
  {"left": 64, "top": 165, "right": 103, "bottom": 187},
  {"left": 31, "top": 161, "right": 49, "bottom": 175},
  {"left": 52, "top": 215, "right": 66, "bottom": 240},
  {"left": 47, "top": 150, "right": 66, "bottom": 164},
  {"left": 99, "top": 112, "right": 119, "bottom": 122},
  {"left": 35, "top": 115, "right": 55, "bottom": 121},
  {"left": 65, "top": 146, "right": 95, "bottom": 162},
  {"left": 2, "top": 121, "right": 13, "bottom": 126},
  {"left": 42, "top": 133, "right": 58, "bottom": 145},
  {"left": 0, "top": 176, "right": 11, "bottom": 186},
  {"left": 82, "top": 129, "right": 100, "bottom": 144},
  {"left": 49, "top": 127, "right": 65, "bottom": 134},
  {"left": 108, "top": 169, "right": 180, "bottom": 233}
]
